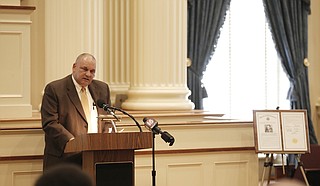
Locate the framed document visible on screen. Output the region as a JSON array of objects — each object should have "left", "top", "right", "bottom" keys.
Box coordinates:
[
  {"left": 281, "top": 111, "right": 309, "bottom": 152},
  {"left": 253, "top": 111, "right": 282, "bottom": 152},
  {"left": 253, "top": 110, "right": 310, "bottom": 153}
]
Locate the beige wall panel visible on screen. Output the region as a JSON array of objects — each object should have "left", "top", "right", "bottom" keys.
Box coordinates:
[
  {"left": 0, "top": 115, "right": 259, "bottom": 186},
  {"left": 213, "top": 160, "right": 249, "bottom": 185},
  {"left": 0, "top": 32, "right": 22, "bottom": 95},
  {"left": 167, "top": 162, "right": 203, "bottom": 185},
  {"left": 135, "top": 163, "right": 153, "bottom": 186},
  {"left": 0, "top": 8, "right": 33, "bottom": 118},
  {"left": 137, "top": 124, "right": 252, "bottom": 152},
  {"left": 158, "top": 124, "right": 254, "bottom": 150},
  {"left": 309, "top": 0, "right": 320, "bottom": 139},
  {"left": 0, "top": 160, "right": 42, "bottom": 186},
  {"left": 0, "top": 0, "right": 20, "bottom": 6},
  {"left": 119, "top": 122, "right": 254, "bottom": 150},
  {"left": 0, "top": 129, "right": 44, "bottom": 156},
  {"left": 0, "top": 152, "right": 258, "bottom": 186},
  {"left": 136, "top": 151, "right": 258, "bottom": 186}
]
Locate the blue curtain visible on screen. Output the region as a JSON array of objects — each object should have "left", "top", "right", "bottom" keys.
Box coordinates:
[
  {"left": 187, "top": 0, "right": 231, "bottom": 109},
  {"left": 263, "top": 0, "right": 317, "bottom": 144}
]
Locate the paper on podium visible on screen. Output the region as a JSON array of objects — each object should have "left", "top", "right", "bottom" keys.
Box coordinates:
[
  {"left": 97, "top": 114, "right": 123, "bottom": 133},
  {"left": 97, "top": 114, "right": 121, "bottom": 122}
]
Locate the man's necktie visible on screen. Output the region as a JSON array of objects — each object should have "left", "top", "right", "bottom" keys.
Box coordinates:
[{"left": 80, "top": 87, "right": 90, "bottom": 121}]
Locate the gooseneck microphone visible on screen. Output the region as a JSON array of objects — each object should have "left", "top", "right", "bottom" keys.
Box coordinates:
[
  {"left": 96, "top": 99, "right": 142, "bottom": 132},
  {"left": 143, "top": 117, "right": 175, "bottom": 146},
  {"left": 97, "top": 99, "right": 119, "bottom": 121}
]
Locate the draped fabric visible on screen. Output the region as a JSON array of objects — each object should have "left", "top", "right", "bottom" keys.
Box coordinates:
[
  {"left": 263, "top": 0, "right": 317, "bottom": 144},
  {"left": 187, "top": 0, "right": 231, "bottom": 109}
]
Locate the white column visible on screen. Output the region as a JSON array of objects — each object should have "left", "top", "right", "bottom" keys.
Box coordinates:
[
  {"left": 44, "top": 0, "right": 104, "bottom": 83},
  {"left": 104, "top": 0, "right": 131, "bottom": 101},
  {"left": 121, "top": 0, "right": 194, "bottom": 110}
]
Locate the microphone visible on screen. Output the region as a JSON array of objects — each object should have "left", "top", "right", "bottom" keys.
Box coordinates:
[
  {"left": 143, "top": 117, "right": 175, "bottom": 146},
  {"left": 96, "top": 99, "right": 142, "bottom": 132},
  {"left": 96, "top": 99, "right": 119, "bottom": 121},
  {"left": 143, "top": 117, "right": 161, "bottom": 134}
]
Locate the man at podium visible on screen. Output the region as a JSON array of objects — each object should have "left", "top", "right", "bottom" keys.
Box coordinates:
[{"left": 41, "top": 53, "right": 112, "bottom": 171}]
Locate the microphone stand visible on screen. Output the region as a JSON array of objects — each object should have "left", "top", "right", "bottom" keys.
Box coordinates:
[
  {"left": 143, "top": 117, "right": 175, "bottom": 186},
  {"left": 152, "top": 132, "right": 156, "bottom": 186}
]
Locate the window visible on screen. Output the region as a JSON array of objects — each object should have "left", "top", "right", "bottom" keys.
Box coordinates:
[{"left": 202, "top": 0, "right": 290, "bottom": 120}]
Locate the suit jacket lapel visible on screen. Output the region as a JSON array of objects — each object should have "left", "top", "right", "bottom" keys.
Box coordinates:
[
  {"left": 88, "top": 83, "right": 98, "bottom": 105},
  {"left": 88, "top": 82, "right": 102, "bottom": 115},
  {"left": 88, "top": 82, "right": 106, "bottom": 133},
  {"left": 66, "top": 75, "right": 87, "bottom": 123}
]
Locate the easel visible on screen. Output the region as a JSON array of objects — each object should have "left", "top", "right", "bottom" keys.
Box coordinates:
[
  {"left": 253, "top": 110, "right": 311, "bottom": 186},
  {"left": 259, "top": 153, "right": 310, "bottom": 186}
]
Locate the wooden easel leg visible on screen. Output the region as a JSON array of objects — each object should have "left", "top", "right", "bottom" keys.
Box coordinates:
[
  {"left": 281, "top": 154, "right": 286, "bottom": 175},
  {"left": 267, "top": 154, "right": 274, "bottom": 185},
  {"left": 260, "top": 154, "right": 272, "bottom": 186},
  {"left": 296, "top": 154, "right": 310, "bottom": 186}
]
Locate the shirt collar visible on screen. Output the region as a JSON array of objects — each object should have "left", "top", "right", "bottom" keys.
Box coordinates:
[{"left": 72, "top": 75, "right": 88, "bottom": 93}]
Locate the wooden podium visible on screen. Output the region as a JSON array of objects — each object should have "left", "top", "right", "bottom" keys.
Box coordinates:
[{"left": 65, "top": 132, "right": 152, "bottom": 186}]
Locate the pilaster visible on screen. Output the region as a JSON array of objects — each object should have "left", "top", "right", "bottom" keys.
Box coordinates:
[{"left": 0, "top": 5, "right": 35, "bottom": 118}]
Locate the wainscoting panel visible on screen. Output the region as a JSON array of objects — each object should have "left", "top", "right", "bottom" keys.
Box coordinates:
[
  {"left": 135, "top": 151, "right": 258, "bottom": 186},
  {"left": 167, "top": 162, "right": 203, "bottom": 186},
  {"left": 0, "top": 160, "right": 42, "bottom": 186},
  {"left": 213, "top": 160, "right": 249, "bottom": 185},
  {"left": 0, "top": 111, "right": 259, "bottom": 186}
]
